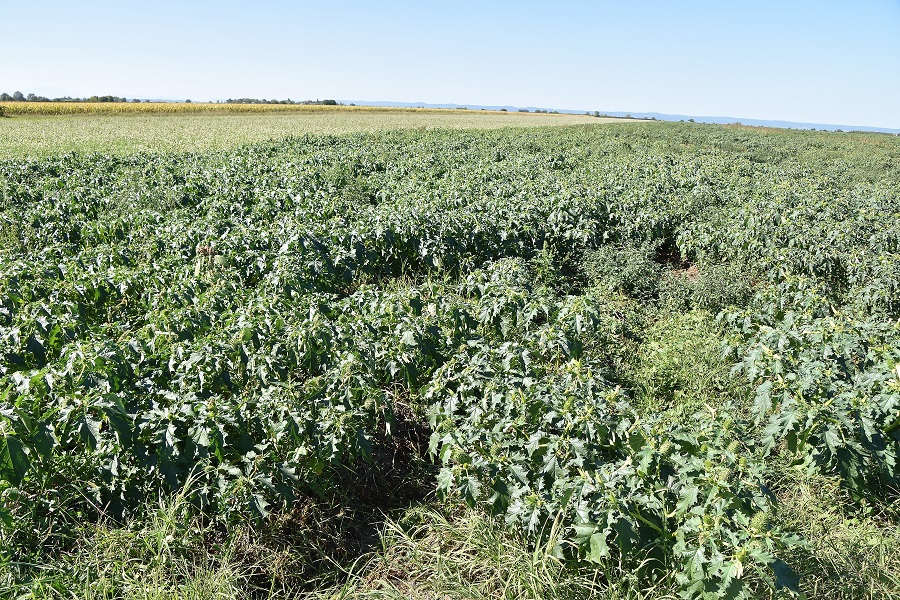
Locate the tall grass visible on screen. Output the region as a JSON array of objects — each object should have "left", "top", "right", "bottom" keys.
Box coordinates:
[
  {"left": 772, "top": 467, "right": 900, "bottom": 600},
  {"left": 316, "top": 505, "right": 679, "bottom": 600},
  {"left": 5, "top": 486, "right": 896, "bottom": 599},
  {"left": 1, "top": 483, "right": 246, "bottom": 600}
]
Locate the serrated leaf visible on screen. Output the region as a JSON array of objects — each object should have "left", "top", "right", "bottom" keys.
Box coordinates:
[
  {"left": 77, "top": 415, "right": 102, "bottom": 451},
  {"left": 677, "top": 485, "right": 699, "bottom": 516},
  {"left": 30, "top": 423, "right": 56, "bottom": 460}
]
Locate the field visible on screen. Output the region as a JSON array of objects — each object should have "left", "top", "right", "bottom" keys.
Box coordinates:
[
  {"left": 0, "top": 101, "right": 609, "bottom": 117},
  {"left": 0, "top": 116, "right": 899, "bottom": 599},
  {"left": 0, "top": 105, "right": 611, "bottom": 158}
]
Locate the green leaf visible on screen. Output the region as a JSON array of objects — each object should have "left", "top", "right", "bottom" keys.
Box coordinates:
[
  {"left": 721, "top": 576, "right": 745, "bottom": 600},
  {"left": 610, "top": 515, "right": 638, "bottom": 555},
  {"left": 0, "top": 431, "right": 31, "bottom": 486},
  {"left": 0, "top": 505, "right": 13, "bottom": 528},
  {"left": 677, "top": 485, "right": 699, "bottom": 516},
  {"left": 509, "top": 463, "right": 530, "bottom": 485},
  {"left": 251, "top": 493, "right": 270, "bottom": 518},
  {"left": 465, "top": 476, "right": 481, "bottom": 501},
  {"left": 77, "top": 415, "right": 102, "bottom": 451},
  {"left": 772, "top": 559, "right": 801, "bottom": 592},
  {"left": 588, "top": 531, "right": 610, "bottom": 562},
  {"left": 399, "top": 330, "right": 417, "bottom": 346},
  {"left": 30, "top": 423, "right": 56, "bottom": 460},
  {"left": 104, "top": 406, "right": 133, "bottom": 448},
  {"left": 191, "top": 425, "right": 210, "bottom": 448},
  {"left": 753, "top": 380, "right": 773, "bottom": 422}
]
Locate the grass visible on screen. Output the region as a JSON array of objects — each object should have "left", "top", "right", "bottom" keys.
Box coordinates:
[
  {"left": 0, "top": 107, "right": 626, "bottom": 159},
  {"left": 771, "top": 468, "right": 900, "bottom": 600},
  {"left": 7, "top": 490, "right": 897, "bottom": 599},
  {"left": 1, "top": 488, "right": 246, "bottom": 599},
  {"left": 317, "top": 505, "right": 674, "bottom": 600},
  {"left": 0, "top": 497, "right": 676, "bottom": 600}
]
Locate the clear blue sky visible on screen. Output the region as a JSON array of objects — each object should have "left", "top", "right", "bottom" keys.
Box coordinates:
[{"left": 3, "top": 0, "right": 899, "bottom": 128}]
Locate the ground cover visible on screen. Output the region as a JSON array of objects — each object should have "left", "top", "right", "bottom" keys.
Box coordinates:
[{"left": 0, "top": 122, "right": 898, "bottom": 598}]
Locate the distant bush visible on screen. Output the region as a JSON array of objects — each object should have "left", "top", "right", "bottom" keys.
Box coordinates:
[
  {"left": 86, "top": 95, "right": 128, "bottom": 102},
  {"left": 224, "top": 97, "right": 341, "bottom": 106}
]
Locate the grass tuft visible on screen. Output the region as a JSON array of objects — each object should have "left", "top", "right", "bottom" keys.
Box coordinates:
[
  {"left": 316, "top": 504, "right": 678, "bottom": 600},
  {"left": 772, "top": 468, "right": 900, "bottom": 600}
]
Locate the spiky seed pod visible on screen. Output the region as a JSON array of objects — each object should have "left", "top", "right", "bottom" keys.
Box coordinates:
[
  {"left": 659, "top": 440, "right": 674, "bottom": 457},
  {"left": 750, "top": 511, "right": 771, "bottom": 532}
]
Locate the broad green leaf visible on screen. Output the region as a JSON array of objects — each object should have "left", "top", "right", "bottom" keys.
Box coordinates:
[{"left": 0, "top": 431, "right": 30, "bottom": 486}]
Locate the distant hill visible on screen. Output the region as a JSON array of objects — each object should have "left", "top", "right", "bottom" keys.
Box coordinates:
[{"left": 342, "top": 100, "right": 900, "bottom": 134}]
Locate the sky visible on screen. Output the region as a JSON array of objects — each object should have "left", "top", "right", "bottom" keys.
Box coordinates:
[{"left": 2, "top": 0, "right": 899, "bottom": 128}]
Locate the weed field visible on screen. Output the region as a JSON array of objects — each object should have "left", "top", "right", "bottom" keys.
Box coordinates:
[
  {"left": 0, "top": 107, "right": 610, "bottom": 159},
  {"left": 1, "top": 123, "right": 899, "bottom": 599}
]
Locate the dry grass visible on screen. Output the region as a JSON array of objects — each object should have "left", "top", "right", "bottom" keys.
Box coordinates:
[{"left": 0, "top": 108, "right": 632, "bottom": 159}]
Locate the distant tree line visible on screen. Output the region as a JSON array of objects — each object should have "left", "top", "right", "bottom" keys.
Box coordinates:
[
  {"left": 0, "top": 91, "right": 130, "bottom": 102},
  {"left": 0, "top": 92, "right": 343, "bottom": 105},
  {"left": 223, "top": 98, "right": 340, "bottom": 105}
]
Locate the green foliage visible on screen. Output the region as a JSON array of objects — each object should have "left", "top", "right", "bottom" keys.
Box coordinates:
[
  {"left": 728, "top": 281, "right": 900, "bottom": 498},
  {"left": 633, "top": 310, "right": 735, "bottom": 417},
  {"left": 0, "top": 123, "right": 898, "bottom": 597},
  {"left": 424, "top": 264, "right": 801, "bottom": 597},
  {"left": 582, "top": 244, "right": 662, "bottom": 300},
  {"left": 659, "top": 262, "right": 754, "bottom": 313}
]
